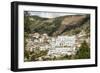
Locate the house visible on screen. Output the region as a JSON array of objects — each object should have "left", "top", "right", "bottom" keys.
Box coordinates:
[
  {"left": 55, "top": 36, "right": 76, "bottom": 47},
  {"left": 32, "top": 33, "right": 40, "bottom": 39},
  {"left": 48, "top": 35, "right": 77, "bottom": 56}
]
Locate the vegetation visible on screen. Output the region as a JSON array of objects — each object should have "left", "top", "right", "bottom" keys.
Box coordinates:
[
  {"left": 25, "top": 49, "right": 48, "bottom": 61},
  {"left": 75, "top": 40, "right": 90, "bottom": 59},
  {"left": 24, "top": 12, "right": 90, "bottom": 36},
  {"left": 24, "top": 12, "right": 90, "bottom": 61}
]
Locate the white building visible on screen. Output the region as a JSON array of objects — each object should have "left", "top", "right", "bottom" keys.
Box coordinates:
[
  {"left": 48, "top": 36, "right": 76, "bottom": 56},
  {"left": 55, "top": 36, "right": 75, "bottom": 47},
  {"left": 32, "top": 33, "right": 40, "bottom": 39}
]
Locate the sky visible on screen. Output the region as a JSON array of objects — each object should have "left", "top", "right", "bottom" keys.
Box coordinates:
[{"left": 26, "top": 11, "right": 78, "bottom": 18}]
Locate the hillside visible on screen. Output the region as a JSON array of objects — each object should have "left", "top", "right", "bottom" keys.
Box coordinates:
[
  {"left": 24, "top": 14, "right": 90, "bottom": 37},
  {"left": 24, "top": 14, "right": 90, "bottom": 61}
]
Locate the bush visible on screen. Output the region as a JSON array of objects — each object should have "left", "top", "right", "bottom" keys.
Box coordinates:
[{"left": 75, "top": 40, "right": 90, "bottom": 59}]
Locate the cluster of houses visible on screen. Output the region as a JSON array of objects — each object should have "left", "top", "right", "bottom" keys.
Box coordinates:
[
  {"left": 48, "top": 36, "right": 76, "bottom": 56},
  {"left": 25, "top": 31, "right": 89, "bottom": 60},
  {"left": 26, "top": 33, "right": 51, "bottom": 52}
]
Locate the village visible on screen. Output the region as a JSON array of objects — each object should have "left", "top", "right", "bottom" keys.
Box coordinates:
[{"left": 25, "top": 31, "right": 90, "bottom": 61}]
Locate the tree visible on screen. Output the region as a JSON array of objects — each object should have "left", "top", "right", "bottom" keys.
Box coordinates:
[
  {"left": 24, "top": 11, "right": 31, "bottom": 33},
  {"left": 30, "top": 48, "right": 48, "bottom": 61},
  {"left": 75, "top": 40, "right": 90, "bottom": 59},
  {"left": 73, "top": 28, "right": 81, "bottom": 35}
]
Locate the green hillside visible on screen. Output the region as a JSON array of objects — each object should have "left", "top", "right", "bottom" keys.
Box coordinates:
[{"left": 24, "top": 14, "right": 90, "bottom": 37}]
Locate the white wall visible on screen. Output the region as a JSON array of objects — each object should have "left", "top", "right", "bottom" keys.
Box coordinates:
[{"left": 0, "top": 0, "right": 99, "bottom": 73}]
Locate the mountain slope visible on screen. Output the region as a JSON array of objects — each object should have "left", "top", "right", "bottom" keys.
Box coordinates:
[{"left": 25, "top": 14, "right": 90, "bottom": 36}]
